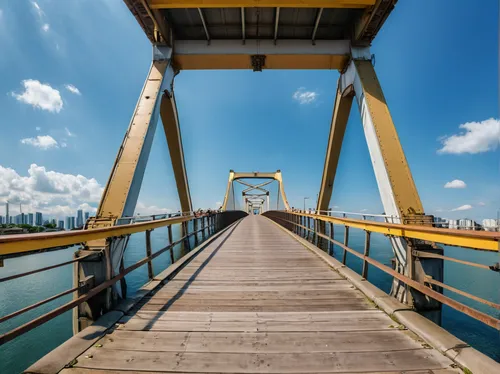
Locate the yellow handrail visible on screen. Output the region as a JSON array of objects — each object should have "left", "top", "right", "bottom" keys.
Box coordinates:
[
  {"left": 0, "top": 214, "right": 194, "bottom": 256},
  {"left": 288, "top": 211, "right": 499, "bottom": 251}
]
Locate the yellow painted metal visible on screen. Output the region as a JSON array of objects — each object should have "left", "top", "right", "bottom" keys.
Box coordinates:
[
  {"left": 149, "top": 0, "right": 375, "bottom": 9},
  {"left": 0, "top": 215, "right": 193, "bottom": 257},
  {"left": 95, "top": 62, "right": 168, "bottom": 225},
  {"left": 160, "top": 93, "right": 193, "bottom": 213},
  {"left": 354, "top": 0, "right": 397, "bottom": 43},
  {"left": 291, "top": 212, "right": 500, "bottom": 252},
  {"left": 355, "top": 60, "right": 424, "bottom": 217},
  {"left": 274, "top": 171, "right": 291, "bottom": 211},
  {"left": 221, "top": 170, "right": 235, "bottom": 211},
  {"left": 221, "top": 171, "right": 291, "bottom": 211},
  {"left": 173, "top": 54, "right": 349, "bottom": 71},
  {"left": 317, "top": 84, "right": 354, "bottom": 212}
]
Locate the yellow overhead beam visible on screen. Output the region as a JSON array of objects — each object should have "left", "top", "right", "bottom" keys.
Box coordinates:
[
  {"left": 173, "top": 54, "right": 348, "bottom": 71},
  {"left": 149, "top": 0, "right": 375, "bottom": 9}
]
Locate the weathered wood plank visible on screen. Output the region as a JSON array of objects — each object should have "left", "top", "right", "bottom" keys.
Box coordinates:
[
  {"left": 95, "top": 330, "right": 425, "bottom": 353},
  {"left": 74, "top": 349, "right": 453, "bottom": 372}
]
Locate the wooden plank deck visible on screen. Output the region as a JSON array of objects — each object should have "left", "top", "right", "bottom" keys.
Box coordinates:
[{"left": 62, "top": 215, "right": 459, "bottom": 373}]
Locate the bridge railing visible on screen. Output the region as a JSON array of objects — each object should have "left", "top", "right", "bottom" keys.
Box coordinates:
[
  {"left": 0, "top": 210, "right": 247, "bottom": 346},
  {"left": 263, "top": 210, "right": 500, "bottom": 331}
]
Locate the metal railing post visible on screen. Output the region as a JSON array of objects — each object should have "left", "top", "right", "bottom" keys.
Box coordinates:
[
  {"left": 362, "top": 231, "right": 371, "bottom": 279},
  {"left": 329, "top": 222, "right": 334, "bottom": 256},
  {"left": 145, "top": 230, "right": 154, "bottom": 280},
  {"left": 342, "top": 226, "right": 349, "bottom": 264},
  {"left": 193, "top": 218, "right": 199, "bottom": 246},
  {"left": 167, "top": 224, "right": 175, "bottom": 265}
]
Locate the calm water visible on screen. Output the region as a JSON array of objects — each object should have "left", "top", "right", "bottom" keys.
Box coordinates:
[{"left": 0, "top": 222, "right": 499, "bottom": 373}]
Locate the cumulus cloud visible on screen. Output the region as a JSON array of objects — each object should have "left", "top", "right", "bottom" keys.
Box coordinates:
[
  {"left": 0, "top": 164, "right": 103, "bottom": 219},
  {"left": 451, "top": 204, "right": 472, "bottom": 212},
  {"left": 438, "top": 118, "right": 500, "bottom": 154},
  {"left": 292, "top": 87, "right": 318, "bottom": 104},
  {"left": 444, "top": 179, "right": 466, "bottom": 189},
  {"left": 42, "top": 23, "right": 49, "bottom": 32},
  {"left": 12, "top": 79, "right": 63, "bottom": 113},
  {"left": 65, "top": 84, "right": 81, "bottom": 95},
  {"left": 21, "top": 135, "right": 58, "bottom": 150}
]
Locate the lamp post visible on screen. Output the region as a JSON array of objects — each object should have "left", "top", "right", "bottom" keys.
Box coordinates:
[{"left": 303, "top": 197, "right": 309, "bottom": 212}]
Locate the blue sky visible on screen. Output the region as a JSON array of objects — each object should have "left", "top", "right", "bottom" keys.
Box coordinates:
[{"left": 0, "top": 0, "right": 498, "bottom": 222}]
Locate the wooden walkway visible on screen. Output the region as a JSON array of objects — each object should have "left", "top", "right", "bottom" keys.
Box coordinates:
[{"left": 62, "top": 215, "right": 459, "bottom": 373}]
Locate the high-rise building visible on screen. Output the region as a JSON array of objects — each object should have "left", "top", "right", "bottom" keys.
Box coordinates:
[
  {"left": 71, "top": 216, "right": 75, "bottom": 229},
  {"left": 9, "top": 216, "right": 13, "bottom": 224},
  {"left": 66, "top": 216, "right": 71, "bottom": 230},
  {"left": 5, "top": 201, "right": 9, "bottom": 225},
  {"left": 21, "top": 213, "right": 27, "bottom": 224},
  {"left": 51, "top": 218, "right": 56, "bottom": 225},
  {"left": 76, "top": 209, "right": 83, "bottom": 228},
  {"left": 0, "top": 215, "right": 3, "bottom": 224},
  {"left": 35, "top": 212, "right": 43, "bottom": 226},
  {"left": 15, "top": 214, "right": 22, "bottom": 224},
  {"left": 84, "top": 211, "right": 90, "bottom": 221},
  {"left": 28, "top": 213, "right": 34, "bottom": 226},
  {"left": 58, "top": 220, "right": 65, "bottom": 229}
]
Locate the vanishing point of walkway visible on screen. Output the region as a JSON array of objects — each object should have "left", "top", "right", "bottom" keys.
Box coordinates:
[{"left": 60, "top": 215, "right": 458, "bottom": 373}]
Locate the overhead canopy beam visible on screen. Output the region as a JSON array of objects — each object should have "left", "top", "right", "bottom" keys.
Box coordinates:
[
  {"left": 311, "top": 8, "right": 323, "bottom": 44},
  {"left": 273, "top": 7, "right": 280, "bottom": 44},
  {"left": 197, "top": 8, "right": 211, "bottom": 42},
  {"left": 173, "top": 39, "right": 350, "bottom": 70},
  {"left": 241, "top": 8, "right": 245, "bottom": 43},
  {"left": 148, "top": 0, "right": 376, "bottom": 9}
]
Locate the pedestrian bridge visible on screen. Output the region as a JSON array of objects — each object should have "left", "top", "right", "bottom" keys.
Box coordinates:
[{"left": 17, "top": 215, "right": 484, "bottom": 373}]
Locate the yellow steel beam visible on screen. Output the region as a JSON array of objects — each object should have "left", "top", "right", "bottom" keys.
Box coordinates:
[
  {"left": 221, "top": 170, "right": 236, "bottom": 211},
  {"left": 274, "top": 171, "right": 291, "bottom": 211},
  {"left": 173, "top": 54, "right": 348, "bottom": 71},
  {"left": 149, "top": 0, "right": 375, "bottom": 9},
  {"left": 316, "top": 83, "right": 354, "bottom": 212},
  {"left": 355, "top": 60, "right": 424, "bottom": 217},
  {"left": 0, "top": 215, "right": 193, "bottom": 256},
  {"left": 160, "top": 93, "right": 193, "bottom": 213},
  {"left": 95, "top": 62, "right": 168, "bottom": 225},
  {"left": 291, "top": 212, "right": 500, "bottom": 252}
]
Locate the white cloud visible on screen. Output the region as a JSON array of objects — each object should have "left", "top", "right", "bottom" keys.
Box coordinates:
[
  {"left": 451, "top": 204, "right": 472, "bottom": 212},
  {"left": 438, "top": 118, "right": 500, "bottom": 154},
  {"left": 65, "top": 84, "right": 81, "bottom": 95},
  {"left": 60, "top": 142, "right": 67, "bottom": 148},
  {"left": 65, "top": 127, "right": 76, "bottom": 137},
  {"left": 35, "top": 126, "right": 41, "bottom": 131},
  {"left": 444, "top": 179, "right": 466, "bottom": 189},
  {"left": 478, "top": 202, "right": 486, "bottom": 206},
  {"left": 31, "top": 1, "right": 43, "bottom": 18},
  {"left": 292, "top": 87, "right": 318, "bottom": 104},
  {"left": 42, "top": 23, "right": 49, "bottom": 32},
  {"left": 134, "top": 202, "right": 172, "bottom": 216},
  {"left": 360, "top": 209, "right": 368, "bottom": 212},
  {"left": 21, "top": 135, "right": 59, "bottom": 150},
  {"left": 215, "top": 201, "right": 222, "bottom": 208},
  {"left": 12, "top": 79, "right": 63, "bottom": 113},
  {"left": 333, "top": 205, "right": 340, "bottom": 209},
  {"left": 0, "top": 164, "right": 103, "bottom": 220}
]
